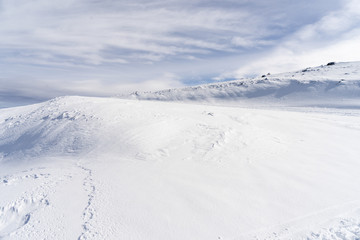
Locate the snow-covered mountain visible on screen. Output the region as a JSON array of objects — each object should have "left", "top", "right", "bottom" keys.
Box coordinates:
[
  {"left": 127, "top": 62, "right": 360, "bottom": 107},
  {"left": 1, "top": 62, "right": 360, "bottom": 239}
]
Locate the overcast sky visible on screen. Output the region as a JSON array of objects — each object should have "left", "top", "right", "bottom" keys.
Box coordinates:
[{"left": 1, "top": 0, "right": 360, "bottom": 104}]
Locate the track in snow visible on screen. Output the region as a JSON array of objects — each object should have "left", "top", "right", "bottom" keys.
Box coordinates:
[{"left": 77, "top": 162, "right": 97, "bottom": 240}]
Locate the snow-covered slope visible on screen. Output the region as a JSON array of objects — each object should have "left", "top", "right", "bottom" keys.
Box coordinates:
[
  {"left": 127, "top": 62, "right": 360, "bottom": 107},
  {"left": 1, "top": 95, "right": 360, "bottom": 239}
]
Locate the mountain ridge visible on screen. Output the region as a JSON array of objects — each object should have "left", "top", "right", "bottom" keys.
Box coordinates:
[{"left": 123, "top": 61, "right": 360, "bottom": 107}]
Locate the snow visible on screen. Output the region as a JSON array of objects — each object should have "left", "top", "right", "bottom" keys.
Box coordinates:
[
  {"left": 1, "top": 62, "right": 360, "bottom": 239},
  {"left": 125, "top": 61, "right": 360, "bottom": 108}
]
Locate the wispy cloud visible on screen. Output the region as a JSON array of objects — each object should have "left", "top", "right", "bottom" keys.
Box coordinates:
[
  {"left": 0, "top": 0, "right": 252, "bottom": 65},
  {"left": 232, "top": 0, "right": 360, "bottom": 77}
]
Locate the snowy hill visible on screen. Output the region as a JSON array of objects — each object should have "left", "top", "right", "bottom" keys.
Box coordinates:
[
  {"left": 1, "top": 62, "right": 360, "bottom": 239},
  {"left": 127, "top": 62, "right": 360, "bottom": 107}
]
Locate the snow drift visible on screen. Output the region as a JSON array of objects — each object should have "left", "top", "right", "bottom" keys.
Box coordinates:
[
  {"left": 0, "top": 97, "right": 100, "bottom": 161},
  {"left": 126, "top": 62, "right": 360, "bottom": 107}
]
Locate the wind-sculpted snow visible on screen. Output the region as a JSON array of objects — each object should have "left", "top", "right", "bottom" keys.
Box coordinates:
[
  {"left": 1, "top": 63, "right": 360, "bottom": 239},
  {"left": 0, "top": 97, "right": 100, "bottom": 162},
  {"left": 126, "top": 62, "right": 360, "bottom": 107}
]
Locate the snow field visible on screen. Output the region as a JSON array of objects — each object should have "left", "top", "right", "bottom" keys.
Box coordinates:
[{"left": 1, "top": 96, "right": 360, "bottom": 239}]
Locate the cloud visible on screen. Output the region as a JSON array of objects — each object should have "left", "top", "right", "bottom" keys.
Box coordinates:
[
  {"left": 231, "top": 0, "right": 360, "bottom": 77},
  {"left": 0, "top": 1, "right": 249, "bottom": 65},
  {"left": 231, "top": 36, "right": 273, "bottom": 48},
  {"left": 0, "top": 70, "right": 184, "bottom": 102},
  {"left": 1, "top": 0, "right": 341, "bottom": 66}
]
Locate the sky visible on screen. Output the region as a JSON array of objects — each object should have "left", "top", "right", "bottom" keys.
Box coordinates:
[{"left": 1, "top": 0, "right": 360, "bottom": 105}]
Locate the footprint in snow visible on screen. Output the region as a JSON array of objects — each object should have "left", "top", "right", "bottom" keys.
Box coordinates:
[{"left": 0, "top": 196, "right": 49, "bottom": 238}]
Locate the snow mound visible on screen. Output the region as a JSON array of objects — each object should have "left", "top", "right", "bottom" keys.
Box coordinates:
[
  {"left": 0, "top": 97, "right": 100, "bottom": 162},
  {"left": 125, "top": 62, "right": 360, "bottom": 107}
]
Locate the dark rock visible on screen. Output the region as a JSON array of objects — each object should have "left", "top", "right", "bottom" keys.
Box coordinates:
[{"left": 327, "top": 62, "right": 335, "bottom": 66}]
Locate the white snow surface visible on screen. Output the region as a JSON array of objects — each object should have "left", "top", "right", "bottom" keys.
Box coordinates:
[
  {"left": 126, "top": 61, "right": 360, "bottom": 108},
  {"left": 1, "top": 62, "right": 360, "bottom": 239}
]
